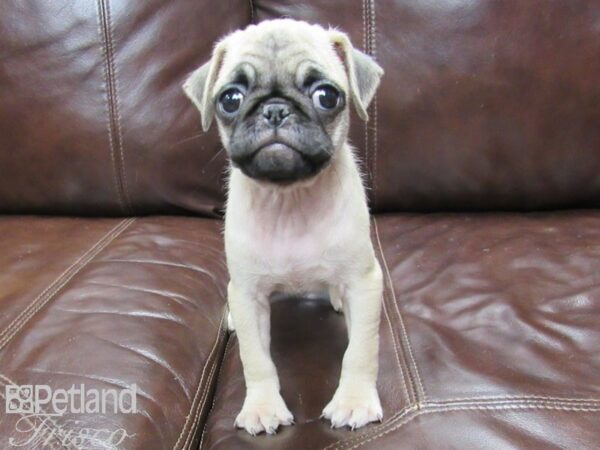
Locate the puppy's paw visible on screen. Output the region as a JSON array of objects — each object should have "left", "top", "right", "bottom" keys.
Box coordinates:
[
  {"left": 234, "top": 391, "right": 294, "bottom": 435},
  {"left": 322, "top": 382, "right": 382, "bottom": 430},
  {"left": 329, "top": 286, "right": 344, "bottom": 313},
  {"left": 331, "top": 297, "right": 343, "bottom": 313}
]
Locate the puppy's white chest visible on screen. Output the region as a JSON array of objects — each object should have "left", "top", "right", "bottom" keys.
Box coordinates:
[
  {"left": 225, "top": 152, "right": 371, "bottom": 293},
  {"left": 241, "top": 209, "right": 340, "bottom": 285}
]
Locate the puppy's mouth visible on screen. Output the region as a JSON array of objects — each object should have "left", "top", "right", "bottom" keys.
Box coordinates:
[
  {"left": 234, "top": 140, "right": 329, "bottom": 184},
  {"left": 255, "top": 141, "right": 300, "bottom": 158}
]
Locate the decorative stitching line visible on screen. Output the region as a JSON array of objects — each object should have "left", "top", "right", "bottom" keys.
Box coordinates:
[
  {"left": 435, "top": 394, "right": 600, "bottom": 404},
  {"left": 181, "top": 339, "right": 224, "bottom": 450},
  {"left": 105, "top": 0, "right": 131, "bottom": 214},
  {"left": 427, "top": 399, "right": 600, "bottom": 408},
  {"left": 329, "top": 216, "right": 600, "bottom": 449},
  {"left": 178, "top": 312, "right": 227, "bottom": 450},
  {"left": 325, "top": 222, "right": 416, "bottom": 450},
  {"left": 372, "top": 219, "right": 412, "bottom": 405},
  {"left": 373, "top": 218, "right": 413, "bottom": 404},
  {"left": 0, "top": 219, "right": 135, "bottom": 352},
  {"left": 367, "top": 0, "right": 375, "bottom": 192},
  {"left": 373, "top": 218, "right": 426, "bottom": 401},
  {"left": 96, "top": 0, "right": 122, "bottom": 212},
  {"left": 198, "top": 331, "right": 231, "bottom": 450},
  {"left": 362, "top": 0, "right": 370, "bottom": 191},
  {"left": 345, "top": 404, "right": 600, "bottom": 450},
  {"left": 249, "top": 0, "right": 255, "bottom": 24},
  {"left": 173, "top": 311, "right": 226, "bottom": 450},
  {"left": 429, "top": 403, "right": 600, "bottom": 412},
  {"left": 370, "top": 0, "right": 379, "bottom": 203},
  {"left": 331, "top": 398, "right": 600, "bottom": 450},
  {"left": 372, "top": 219, "right": 424, "bottom": 401},
  {"left": 382, "top": 294, "right": 410, "bottom": 403},
  {"left": 362, "top": 0, "right": 367, "bottom": 53},
  {"left": 97, "top": 0, "right": 132, "bottom": 214},
  {"left": 374, "top": 224, "right": 415, "bottom": 403},
  {"left": 368, "top": 8, "right": 375, "bottom": 59}
]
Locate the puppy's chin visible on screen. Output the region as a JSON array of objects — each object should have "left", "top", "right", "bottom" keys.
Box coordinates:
[{"left": 235, "top": 142, "right": 331, "bottom": 185}]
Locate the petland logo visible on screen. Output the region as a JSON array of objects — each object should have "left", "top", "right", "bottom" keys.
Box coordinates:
[
  {"left": 5, "top": 383, "right": 138, "bottom": 415},
  {"left": 4, "top": 384, "right": 137, "bottom": 448}
]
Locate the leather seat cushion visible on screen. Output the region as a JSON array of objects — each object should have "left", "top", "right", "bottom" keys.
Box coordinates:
[
  {"left": 0, "top": 216, "right": 228, "bottom": 450},
  {"left": 201, "top": 212, "right": 600, "bottom": 449}
]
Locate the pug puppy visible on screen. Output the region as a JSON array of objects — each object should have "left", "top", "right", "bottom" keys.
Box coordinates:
[{"left": 183, "top": 19, "right": 384, "bottom": 435}]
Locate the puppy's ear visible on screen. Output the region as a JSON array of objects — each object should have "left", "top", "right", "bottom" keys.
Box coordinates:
[
  {"left": 183, "top": 40, "right": 228, "bottom": 132},
  {"left": 329, "top": 31, "right": 384, "bottom": 121}
]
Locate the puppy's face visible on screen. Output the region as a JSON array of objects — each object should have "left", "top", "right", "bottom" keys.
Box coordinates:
[
  {"left": 212, "top": 34, "right": 347, "bottom": 183},
  {"left": 184, "top": 20, "right": 383, "bottom": 185}
]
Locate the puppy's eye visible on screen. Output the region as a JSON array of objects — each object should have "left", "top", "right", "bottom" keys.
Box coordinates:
[
  {"left": 312, "top": 85, "right": 340, "bottom": 110},
  {"left": 219, "top": 88, "right": 244, "bottom": 114}
]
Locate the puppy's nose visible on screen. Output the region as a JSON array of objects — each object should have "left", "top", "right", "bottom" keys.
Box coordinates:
[{"left": 262, "top": 103, "right": 290, "bottom": 127}]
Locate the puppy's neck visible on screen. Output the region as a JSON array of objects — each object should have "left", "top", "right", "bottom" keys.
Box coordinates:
[{"left": 227, "top": 142, "right": 364, "bottom": 231}]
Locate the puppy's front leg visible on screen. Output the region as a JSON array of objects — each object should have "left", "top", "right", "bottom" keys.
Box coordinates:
[
  {"left": 323, "top": 261, "right": 384, "bottom": 429},
  {"left": 228, "top": 282, "right": 294, "bottom": 435}
]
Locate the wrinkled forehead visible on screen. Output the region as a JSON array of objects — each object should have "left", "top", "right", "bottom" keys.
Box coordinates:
[{"left": 214, "top": 23, "right": 347, "bottom": 93}]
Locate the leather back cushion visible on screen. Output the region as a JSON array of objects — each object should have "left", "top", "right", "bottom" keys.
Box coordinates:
[
  {"left": 1, "top": 0, "right": 598, "bottom": 214},
  {"left": 0, "top": 0, "right": 249, "bottom": 216}
]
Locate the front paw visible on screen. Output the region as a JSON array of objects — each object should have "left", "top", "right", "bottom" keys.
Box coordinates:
[
  {"left": 322, "top": 382, "right": 383, "bottom": 429},
  {"left": 235, "top": 389, "right": 294, "bottom": 435}
]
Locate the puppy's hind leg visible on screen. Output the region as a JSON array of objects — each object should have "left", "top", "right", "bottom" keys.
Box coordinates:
[
  {"left": 322, "top": 261, "right": 384, "bottom": 429},
  {"left": 228, "top": 281, "right": 294, "bottom": 435}
]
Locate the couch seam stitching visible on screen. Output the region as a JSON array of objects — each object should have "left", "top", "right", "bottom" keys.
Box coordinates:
[
  {"left": 382, "top": 294, "right": 410, "bottom": 403},
  {"left": 320, "top": 221, "right": 414, "bottom": 450},
  {"left": 373, "top": 219, "right": 426, "bottom": 401},
  {"left": 173, "top": 310, "right": 226, "bottom": 450},
  {"left": 435, "top": 404, "right": 600, "bottom": 411},
  {"left": 332, "top": 398, "right": 600, "bottom": 450},
  {"left": 427, "top": 399, "right": 600, "bottom": 407},
  {"left": 346, "top": 404, "right": 600, "bottom": 450},
  {"left": 373, "top": 219, "right": 424, "bottom": 402},
  {"left": 97, "top": 0, "right": 132, "bottom": 214},
  {"left": 373, "top": 220, "right": 414, "bottom": 404},
  {"left": 362, "top": 0, "right": 367, "bottom": 52},
  {"left": 371, "top": 0, "right": 379, "bottom": 204},
  {"left": 181, "top": 342, "right": 222, "bottom": 450},
  {"left": 179, "top": 311, "right": 226, "bottom": 449},
  {"left": 436, "top": 394, "right": 600, "bottom": 404},
  {"left": 249, "top": 0, "right": 255, "bottom": 23},
  {"left": 362, "top": 0, "right": 370, "bottom": 191},
  {"left": 0, "top": 219, "right": 135, "bottom": 352},
  {"left": 105, "top": 0, "right": 132, "bottom": 214},
  {"left": 96, "top": 0, "right": 124, "bottom": 212},
  {"left": 198, "top": 331, "right": 231, "bottom": 450}
]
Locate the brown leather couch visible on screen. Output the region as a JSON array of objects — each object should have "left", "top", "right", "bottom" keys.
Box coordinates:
[{"left": 1, "top": 1, "right": 599, "bottom": 449}]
